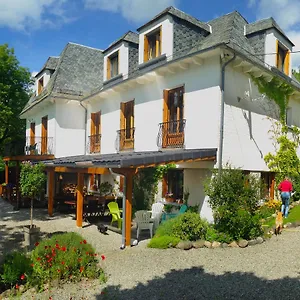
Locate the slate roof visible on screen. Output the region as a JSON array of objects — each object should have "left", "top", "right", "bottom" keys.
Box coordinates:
[
  {"left": 21, "top": 43, "right": 104, "bottom": 115},
  {"left": 137, "top": 6, "right": 211, "bottom": 33},
  {"left": 105, "top": 31, "right": 139, "bottom": 53},
  {"left": 43, "top": 148, "right": 217, "bottom": 168},
  {"left": 245, "top": 18, "right": 294, "bottom": 46}
]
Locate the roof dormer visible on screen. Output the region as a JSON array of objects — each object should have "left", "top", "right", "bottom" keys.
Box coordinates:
[{"left": 103, "top": 31, "right": 139, "bottom": 83}]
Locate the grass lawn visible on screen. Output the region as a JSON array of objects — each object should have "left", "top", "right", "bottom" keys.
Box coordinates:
[{"left": 263, "top": 204, "right": 300, "bottom": 229}]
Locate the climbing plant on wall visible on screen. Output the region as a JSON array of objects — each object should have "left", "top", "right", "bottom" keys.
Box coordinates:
[
  {"left": 132, "top": 164, "right": 176, "bottom": 213},
  {"left": 251, "top": 75, "right": 294, "bottom": 122}
]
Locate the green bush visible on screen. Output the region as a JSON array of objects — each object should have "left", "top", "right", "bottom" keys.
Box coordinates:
[
  {"left": 155, "top": 212, "right": 208, "bottom": 241},
  {"left": 205, "top": 226, "right": 233, "bottom": 243},
  {"left": 205, "top": 165, "right": 263, "bottom": 240},
  {"left": 0, "top": 252, "right": 32, "bottom": 287},
  {"left": 187, "top": 205, "right": 199, "bottom": 213},
  {"left": 30, "top": 232, "right": 104, "bottom": 286},
  {"left": 258, "top": 205, "right": 276, "bottom": 220},
  {"left": 147, "top": 236, "right": 180, "bottom": 249}
]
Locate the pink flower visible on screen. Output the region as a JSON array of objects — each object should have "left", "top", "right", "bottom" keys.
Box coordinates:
[
  {"left": 16, "top": 284, "right": 19, "bottom": 289},
  {"left": 61, "top": 246, "right": 66, "bottom": 252},
  {"left": 20, "top": 274, "right": 25, "bottom": 280},
  {"left": 34, "top": 242, "right": 39, "bottom": 247},
  {"left": 101, "top": 255, "right": 106, "bottom": 261},
  {"left": 80, "top": 266, "right": 84, "bottom": 273},
  {"left": 83, "top": 240, "right": 87, "bottom": 244}
]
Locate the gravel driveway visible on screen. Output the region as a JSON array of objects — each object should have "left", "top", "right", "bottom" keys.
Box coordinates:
[{"left": 1, "top": 200, "right": 300, "bottom": 300}]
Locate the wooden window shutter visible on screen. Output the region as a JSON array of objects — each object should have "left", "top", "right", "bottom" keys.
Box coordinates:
[
  {"left": 284, "top": 50, "right": 290, "bottom": 76},
  {"left": 120, "top": 102, "right": 125, "bottom": 130},
  {"left": 163, "top": 89, "right": 169, "bottom": 123},
  {"left": 107, "top": 57, "right": 111, "bottom": 80},
  {"left": 144, "top": 35, "right": 149, "bottom": 62},
  {"left": 130, "top": 100, "right": 134, "bottom": 128},
  {"left": 30, "top": 123, "right": 35, "bottom": 145},
  {"left": 91, "top": 113, "right": 96, "bottom": 136},
  {"left": 157, "top": 26, "right": 162, "bottom": 57}
]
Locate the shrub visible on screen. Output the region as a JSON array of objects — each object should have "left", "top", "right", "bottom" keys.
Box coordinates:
[
  {"left": 205, "top": 165, "right": 264, "bottom": 240},
  {"left": 30, "top": 232, "right": 104, "bottom": 286},
  {"left": 187, "top": 205, "right": 199, "bottom": 213},
  {"left": 155, "top": 212, "right": 208, "bottom": 241},
  {"left": 205, "top": 226, "right": 233, "bottom": 243},
  {"left": 0, "top": 252, "right": 32, "bottom": 288},
  {"left": 147, "top": 236, "right": 180, "bottom": 249}
]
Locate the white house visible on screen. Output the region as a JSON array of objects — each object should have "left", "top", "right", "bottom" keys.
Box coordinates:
[{"left": 19, "top": 7, "right": 300, "bottom": 230}]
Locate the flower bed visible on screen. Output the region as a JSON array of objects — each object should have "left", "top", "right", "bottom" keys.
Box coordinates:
[{"left": 0, "top": 232, "right": 106, "bottom": 298}]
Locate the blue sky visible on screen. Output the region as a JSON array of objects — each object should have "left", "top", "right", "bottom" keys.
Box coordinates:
[{"left": 1, "top": 0, "right": 300, "bottom": 74}]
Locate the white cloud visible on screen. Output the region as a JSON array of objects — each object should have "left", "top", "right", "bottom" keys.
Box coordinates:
[
  {"left": 84, "top": 0, "right": 179, "bottom": 23},
  {"left": 0, "top": 0, "right": 70, "bottom": 31},
  {"left": 250, "top": 0, "right": 300, "bottom": 69}
]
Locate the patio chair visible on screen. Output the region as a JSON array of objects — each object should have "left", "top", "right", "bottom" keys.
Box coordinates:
[
  {"left": 135, "top": 210, "right": 153, "bottom": 240},
  {"left": 150, "top": 202, "right": 164, "bottom": 231},
  {"left": 107, "top": 201, "right": 122, "bottom": 229},
  {"left": 161, "top": 204, "right": 188, "bottom": 222}
]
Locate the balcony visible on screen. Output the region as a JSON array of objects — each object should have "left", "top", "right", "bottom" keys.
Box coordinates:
[
  {"left": 116, "top": 128, "right": 135, "bottom": 152},
  {"left": 25, "top": 136, "right": 54, "bottom": 155},
  {"left": 87, "top": 134, "right": 101, "bottom": 154},
  {"left": 157, "top": 119, "right": 186, "bottom": 149}
]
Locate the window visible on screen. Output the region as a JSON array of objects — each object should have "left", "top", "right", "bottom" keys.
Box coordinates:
[
  {"left": 162, "top": 169, "right": 184, "bottom": 200},
  {"left": 144, "top": 27, "right": 162, "bottom": 62},
  {"left": 41, "top": 116, "right": 48, "bottom": 155},
  {"left": 38, "top": 77, "right": 44, "bottom": 95},
  {"left": 119, "top": 100, "right": 134, "bottom": 150},
  {"left": 276, "top": 41, "right": 290, "bottom": 75},
  {"left": 286, "top": 107, "right": 292, "bottom": 126},
  {"left": 90, "top": 111, "right": 101, "bottom": 153},
  {"left": 107, "top": 51, "right": 119, "bottom": 80},
  {"left": 161, "top": 86, "right": 185, "bottom": 148}
]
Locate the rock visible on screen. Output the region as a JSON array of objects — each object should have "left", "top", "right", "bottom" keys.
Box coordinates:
[
  {"left": 272, "top": 213, "right": 277, "bottom": 217},
  {"left": 285, "top": 222, "right": 293, "bottom": 228},
  {"left": 228, "top": 241, "right": 239, "bottom": 248},
  {"left": 221, "top": 243, "right": 228, "bottom": 248},
  {"left": 1, "top": 289, "right": 11, "bottom": 298},
  {"left": 238, "top": 240, "right": 248, "bottom": 248},
  {"left": 19, "top": 285, "right": 25, "bottom": 293},
  {"left": 192, "top": 240, "right": 205, "bottom": 249},
  {"left": 204, "top": 241, "right": 212, "bottom": 248},
  {"left": 248, "top": 239, "right": 257, "bottom": 246},
  {"left": 256, "top": 237, "right": 264, "bottom": 244},
  {"left": 176, "top": 241, "right": 193, "bottom": 250},
  {"left": 211, "top": 241, "right": 221, "bottom": 248}
]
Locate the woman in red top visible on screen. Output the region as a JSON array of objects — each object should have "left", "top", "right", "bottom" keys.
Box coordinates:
[{"left": 278, "top": 177, "right": 293, "bottom": 218}]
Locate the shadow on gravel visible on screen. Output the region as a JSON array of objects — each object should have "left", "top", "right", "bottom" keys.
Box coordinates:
[{"left": 96, "top": 267, "right": 300, "bottom": 300}]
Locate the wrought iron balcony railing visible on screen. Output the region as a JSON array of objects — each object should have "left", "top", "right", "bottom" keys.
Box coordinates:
[
  {"left": 115, "top": 128, "right": 135, "bottom": 152},
  {"left": 25, "top": 136, "right": 54, "bottom": 155},
  {"left": 87, "top": 134, "right": 101, "bottom": 154},
  {"left": 157, "top": 119, "right": 186, "bottom": 149}
]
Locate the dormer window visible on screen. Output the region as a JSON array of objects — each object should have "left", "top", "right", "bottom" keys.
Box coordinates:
[
  {"left": 107, "top": 51, "right": 119, "bottom": 80},
  {"left": 144, "top": 27, "right": 162, "bottom": 62},
  {"left": 276, "top": 41, "right": 290, "bottom": 75},
  {"left": 38, "top": 77, "right": 44, "bottom": 95}
]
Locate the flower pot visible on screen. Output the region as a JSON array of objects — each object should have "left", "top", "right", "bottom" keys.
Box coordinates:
[
  {"left": 23, "top": 225, "right": 40, "bottom": 247},
  {"left": 166, "top": 197, "right": 174, "bottom": 203}
]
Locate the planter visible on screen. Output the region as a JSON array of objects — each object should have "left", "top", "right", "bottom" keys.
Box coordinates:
[
  {"left": 165, "top": 197, "right": 174, "bottom": 203},
  {"left": 23, "top": 225, "right": 40, "bottom": 247}
]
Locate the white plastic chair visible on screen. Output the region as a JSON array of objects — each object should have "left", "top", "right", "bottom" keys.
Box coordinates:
[
  {"left": 150, "top": 202, "right": 164, "bottom": 231},
  {"left": 135, "top": 210, "right": 153, "bottom": 240}
]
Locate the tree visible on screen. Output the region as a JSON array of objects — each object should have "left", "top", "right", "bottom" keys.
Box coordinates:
[
  {"left": 0, "top": 44, "right": 32, "bottom": 155},
  {"left": 292, "top": 68, "right": 300, "bottom": 82},
  {"left": 19, "top": 162, "right": 47, "bottom": 227}
]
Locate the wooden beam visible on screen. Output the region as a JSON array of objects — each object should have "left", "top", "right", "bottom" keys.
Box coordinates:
[
  {"left": 15, "top": 161, "right": 20, "bottom": 209},
  {"left": 3, "top": 155, "right": 55, "bottom": 162},
  {"left": 125, "top": 173, "right": 133, "bottom": 246},
  {"left": 76, "top": 173, "right": 84, "bottom": 227},
  {"left": 47, "top": 167, "right": 109, "bottom": 175},
  {"left": 48, "top": 169, "right": 55, "bottom": 217},
  {"left": 270, "top": 178, "right": 275, "bottom": 200},
  {"left": 5, "top": 162, "right": 9, "bottom": 184},
  {"left": 111, "top": 168, "right": 137, "bottom": 177}
]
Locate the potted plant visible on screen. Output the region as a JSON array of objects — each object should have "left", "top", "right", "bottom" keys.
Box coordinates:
[{"left": 19, "top": 162, "right": 47, "bottom": 246}]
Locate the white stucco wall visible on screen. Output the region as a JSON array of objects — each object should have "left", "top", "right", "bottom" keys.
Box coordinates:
[
  {"left": 265, "top": 29, "right": 293, "bottom": 75},
  {"left": 88, "top": 56, "right": 221, "bottom": 154},
  {"left": 184, "top": 168, "right": 214, "bottom": 223},
  {"left": 138, "top": 15, "right": 174, "bottom": 64},
  {"left": 35, "top": 70, "right": 51, "bottom": 96},
  {"left": 55, "top": 101, "right": 86, "bottom": 157},
  {"left": 103, "top": 43, "right": 129, "bottom": 81},
  {"left": 222, "top": 66, "right": 280, "bottom": 171}
]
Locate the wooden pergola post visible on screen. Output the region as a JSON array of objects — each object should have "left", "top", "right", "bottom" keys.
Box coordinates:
[
  {"left": 76, "top": 173, "right": 84, "bottom": 227},
  {"left": 15, "top": 161, "right": 20, "bottom": 209},
  {"left": 5, "top": 162, "right": 9, "bottom": 184},
  {"left": 48, "top": 169, "right": 55, "bottom": 216},
  {"left": 125, "top": 173, "right": 133, "bottom": 247}
]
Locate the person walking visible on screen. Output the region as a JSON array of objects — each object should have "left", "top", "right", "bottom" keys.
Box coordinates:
[{"left": 278, "top": 177, "right": 293, "bottom": 218}]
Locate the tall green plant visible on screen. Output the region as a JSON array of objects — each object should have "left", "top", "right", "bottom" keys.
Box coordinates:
[{"left": 19, "top": 162, "right": 47, "bottom": 227}]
